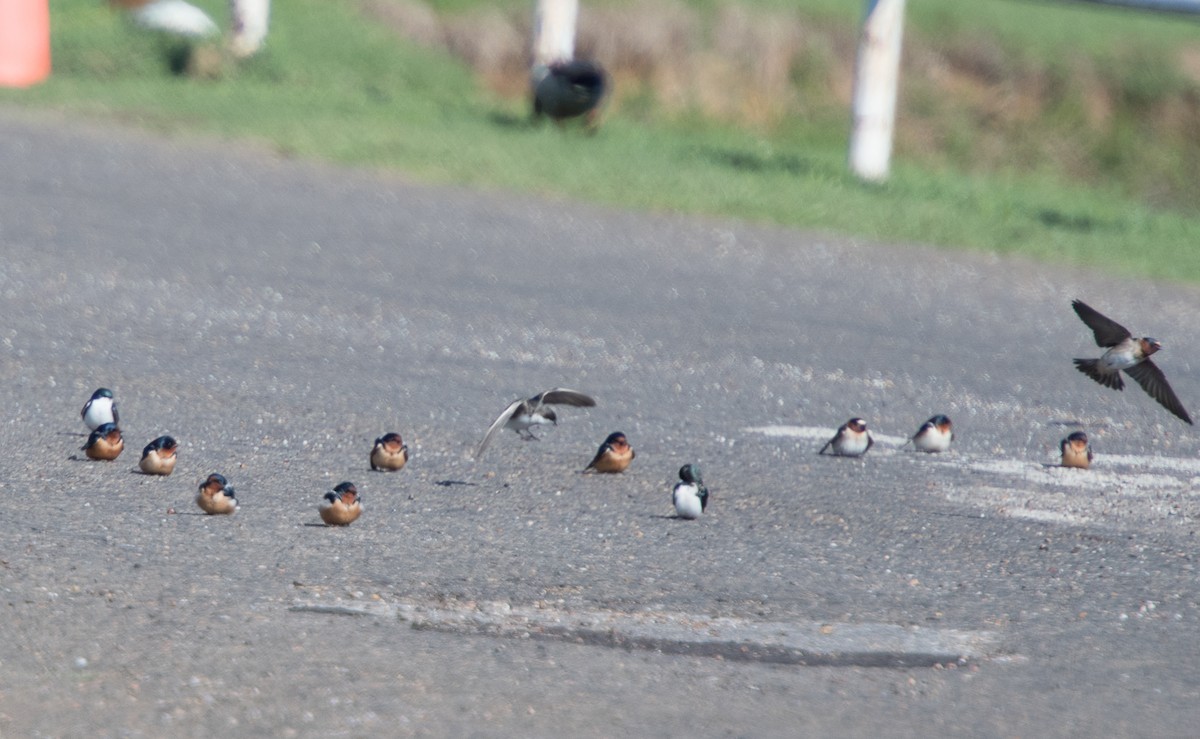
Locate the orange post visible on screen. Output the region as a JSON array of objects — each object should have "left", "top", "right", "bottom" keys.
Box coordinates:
[{"left": 0, "top": 0, "right": 51, "bottom": 87}]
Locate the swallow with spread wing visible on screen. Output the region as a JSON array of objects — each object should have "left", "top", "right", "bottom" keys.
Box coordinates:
[
  {"left": 1071, "top": 299, "right": 1192, "bottom": 425},
  {"left": 475, "top": 388, "right": 596, "bottom": 458}
]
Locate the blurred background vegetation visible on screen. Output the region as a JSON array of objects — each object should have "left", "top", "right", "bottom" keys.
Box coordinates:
[{"left": 6, "top": 0, "right": 1200, "bottom": 280}]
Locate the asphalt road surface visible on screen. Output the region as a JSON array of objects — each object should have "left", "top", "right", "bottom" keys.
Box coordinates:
[{"left": 1, "top": 109, "right": 1198, "bottom": 737}]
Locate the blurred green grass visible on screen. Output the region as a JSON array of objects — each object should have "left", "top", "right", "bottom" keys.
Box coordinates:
[{"left": 4, "top": 0, "right": 1200, "bottom": 282}]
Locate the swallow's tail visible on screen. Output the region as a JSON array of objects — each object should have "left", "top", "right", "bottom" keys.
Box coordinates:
[{"left": 1073, "top": 358, "right": 1124, "bottom": 391}]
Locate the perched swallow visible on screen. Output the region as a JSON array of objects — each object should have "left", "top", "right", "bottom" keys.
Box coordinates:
[
  {"left": 475, "top": 388, "right": 596, "bottom": 458},
  {"left": 370, "top": 432, "right": 409, "bottom": 472},
  {"left": 319, "top": 481, "right": 363, "bottom": 526},
  {"left": 82, "top": 422, "right": 124, "bottom": 461},
  {"left": 1072, "top": 299, "right": 1192, "bottom": 425},
  {"left": 819, "top": 418, "right": 874, "bottom": 457},
  {"left": 584, "top": 431, "right": 636, "bottom": 473},
  {"left": 81, "top": 388, "right": 118, "bottom": 431},
  {"left": 1060, "top": 431, "right": 1094, "bottom": 470},
  {"left": 672, "top": 464, "right": 709, "bottom": 520},
  {"left": 907, "top": 415, "right": 954, "bottom": 453},
  {"left": 532, "top": 59, "right": 608, "bottom": 130},
  {"left": 195, "top": 473, "right": 238, "bottom": 515},
  {"left": 138, "top": 435, "right": 178, "bottom": 475}
]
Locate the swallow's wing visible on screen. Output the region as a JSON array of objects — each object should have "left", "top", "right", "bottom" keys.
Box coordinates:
[
  {"left": 1124, "top": 361, "right": 1194, "bottom": 425},
  {"left": 82, "top": 427, "right": 103, "bottom": 451},
  {"left": 1072, "top": 300, "right": 1131, "bottom": 347},
  {"left": 584, "top": 443, "right": 611, "bottom": 470},
  {"left": 112, "top": 402, "right": 119, "bottom": 426},
  {"left": 536, "top": 389, "right": 597, "bottom": 408},
  {"left": 1074, "top": 358, "right": 1125, "bottom": 390},
  {"left": 475, "top": 399, "right": 524, "bottom": 458}
]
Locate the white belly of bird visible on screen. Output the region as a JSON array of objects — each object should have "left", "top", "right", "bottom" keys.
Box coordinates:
[
  {"left": 83, "top": 399, "right": 115, "bottom": 429},
  {"left": 834, "top": 433, "right": 870, "bottom": 456},
  {"left": 506, "top": 413, "right": 542, "bottom": 432},
  {"left": 673, "top": 484, "right": 703, "bottom": 519},
  {"left": 1100, "top": 346, "right": 1139, "bottom": 372},
  {"left": 913, "top": 428, "right": 951, "bottom": 453}
]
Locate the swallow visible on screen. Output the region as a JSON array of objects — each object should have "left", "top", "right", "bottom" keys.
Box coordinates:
[
  {"left": 819, "top": 418, "right": 874, "bottom": 457},
  {"left": 906, "top": 415, "right": 954, "bottom": 453},
  {"left": 1060, "top": 431, "right": 1094, "bottom": 469},
  {"left": 370, "top": 432, "right": 409, "bottom": 472},
  {"left": 583, "top": 431, "right": 636, "bottom": 473},
  {"left": 109, "top": 0, "right": 219, "bottom": 38},
  {"left": 195, "top": 473, "right": 238, "bottom": 515},
  {"left": 319, "top": 481, "right": 363, "bottom": 526},
  {"left": 82, "top": 422, "right": 124, "bottom": 460},
  {"left": 138, "top": 435, "right": 179, "bottom": 475},
  {"left": 1072, "top": 299, "right": 1192, "bottom": 425},
  {"left": 532, "top": 59, "right": 608, "bottom": 131},
  {"left": 672, "top": 464, "right": 709, "bottom": 520},
  {"left": 81, "top": 387, "right": 118, "bottom": 431},
  {"left": 475, "top": 388, "right": 596, "bottom": 458}
]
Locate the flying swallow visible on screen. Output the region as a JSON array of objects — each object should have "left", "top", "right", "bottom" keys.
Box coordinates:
[
  {"left": 108, "top": 0, "right": 219, "bottom": 38},
  {"left": 319, "top": 481, "right": 363, "bottom": 526},
  {"left": 672, "top": 464, "right": 709, "bottom": 520},
  {"left": 532, "top": 59, "right": 608, "bottom": 131},
  {"left": 1072, "top": 299, "right": 1192, "bottom": 425},
  {"left": 819, "top": 418, "right": 874, "bottom": 457},
  {"left": 475, "top": 388, "right": 596, "bottom": 458},
  {"left": 81, "top": 388, "right": 118, "bottom": 430},
  {"left": 139, "top": 435, "right": 178, "bottom": 475},
  {"left": 906, "top": 415, "right": 954, "bottom": 453},
  {"left": 82, "top": 422, "right": 124, "bottom": 460},
  {"left": 196, "top": 473, "right": 238, "bottom": 515},
  {"left": 370, "top": 432, "right": 409, "bottom": 472},
  {"left": 1060, "top": 431, "right": 1094, "bottom": 469},
  {"left": 583, "top": 431, "right": 636, "bottom": 473}
]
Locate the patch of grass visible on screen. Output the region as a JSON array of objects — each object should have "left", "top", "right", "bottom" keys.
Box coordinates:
[{"left": 4, "top": 0, "right": 1200, "bottom": 283}]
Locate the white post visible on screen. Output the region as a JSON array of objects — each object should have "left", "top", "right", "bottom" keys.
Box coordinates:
[
  {"left": 229, "top": 0, "right": 271, "bottom": 58},
  {"left": 532, "top": 0, "right": 577, "bottom": 68},
  {"left": 848, "top": 0, "right": 906, "bottom": 183}
]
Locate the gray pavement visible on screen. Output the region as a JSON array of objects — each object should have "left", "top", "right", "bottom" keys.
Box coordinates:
[{"left": 0, "top": 108, "right": 1198, "bottom": 736}]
